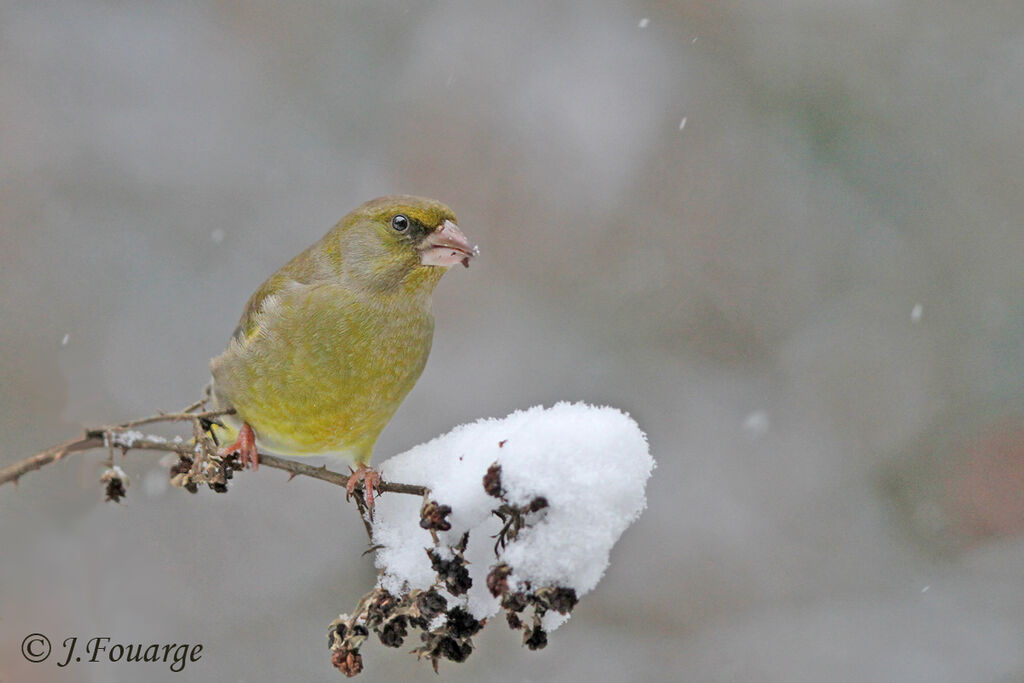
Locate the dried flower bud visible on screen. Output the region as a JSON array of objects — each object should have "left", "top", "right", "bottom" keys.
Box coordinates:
[
  {"left": 483, "top": 462, "right": 503, "bottom": 497},
  {"left": 501, "top": 592, "right": 529, "bottom": 613},
  {"left": 419, "top": 500, "right": 453, "bottom": 531},
  {"left": 549, "top": 587, "right": 578, "bottom": 614},
  {"left": 369, "top": 590, "right": 398, "bottom": 618},
  {"left": 416, "top": 590, "right": 447, "bottom": 619},
  {"left": 506, "top": 611, "right": 522, "bottom": 630},
  {"left": 100, "top": 466, "right": 129, "bottom": 503},
  {"left": 486, "top": 563, "right": 511, "bottom": 597},
  {"left": 528, "top": 496, "right": 548, "bottom": 513},
  {"left": 535, "top": 586, "right": 578, "bottom": 615},
  {"left": 523, "top": 626, "right": 548, "bottom": 650},
  {"left": 331, "top": 649, "right": 363, "bottom": 677},
  {"left": 446, "top": 607, "right": 483, "bottom": 639},
  {"left": 378, "top": 616, "right": 408, "bottom": 648},
  {"left": 437, "top": 636, "right": 473, "bottom": 663},
  {"left": 169, "top": 455, "right": 193, "bottom": 477},
  {"left": 427, "top": 549, "right": 473, "bottom": 596}
]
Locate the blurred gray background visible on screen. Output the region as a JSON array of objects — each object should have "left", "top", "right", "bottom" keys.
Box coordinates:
[{"left": 3, "top": 1, "right": 1024, "bottom": 681}]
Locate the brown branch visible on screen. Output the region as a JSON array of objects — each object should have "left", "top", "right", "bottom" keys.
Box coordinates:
[{"left": 0, "top": 404, "right": 428, "bottom": 499}]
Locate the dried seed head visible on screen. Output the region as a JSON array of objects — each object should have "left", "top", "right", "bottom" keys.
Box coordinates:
[
  {"left": 437, "top": 636, "right": 473, "bottom": 663},
  {"left": 483, "top": 462, "right": 503, "bottom": 497},
  {"left": 427, "top": 549, "right": 473, "bottom": 596},
  {"left": 446, "top": 607, "right": 483, "bottom": 639},
  {"left": 524, "top": 626, "right": 548, "bottom": 650},
  {"left": 535, "top": 586, "right": 578, "bottom": 615},
  {"left": 419, "top": 500, "right": 453, "bottom": 531},
  {"left": 100, "top": 467, "right": 129, "bottom": 503},
  {"left": 368, "top": 589, "right": 398, "bottom": 618},
  {"left": 378, "top": 616, "right": 408, "bottom": 648},
  {"left": 332, "top": 649, "right": 363, "bottom": 677},
  {"left": 501, "top": 592, "right": 529, "bottom": 613},
  {"left": 549, "top": 587, "right": 578, "bottom": 614},
  {"left": 486, "top": 563, "right": 512, "bottom": 598},
  {"left": 169, "top": 455, "right": 193, "bottom": 477},
  {"left": 416, "top": 590, "right": 448, "bottom": 619}
]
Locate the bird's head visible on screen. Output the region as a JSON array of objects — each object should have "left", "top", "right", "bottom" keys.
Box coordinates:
[{"left": 321, "top": 195, "right": 477, "bottom": 294}]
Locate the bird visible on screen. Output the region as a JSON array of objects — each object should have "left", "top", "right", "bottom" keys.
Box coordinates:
[{"left": 208, "top": 195, "right": 476, "bottom": 507}]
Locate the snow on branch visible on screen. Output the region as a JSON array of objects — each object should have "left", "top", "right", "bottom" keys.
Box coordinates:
[{"left": 331, "top": 403, "right": 654, "bottom": 675}]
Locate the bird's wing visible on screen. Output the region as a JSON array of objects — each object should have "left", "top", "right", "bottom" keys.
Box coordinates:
[{"left": 230, "top": 272, "right": 306, "bottom": 345}]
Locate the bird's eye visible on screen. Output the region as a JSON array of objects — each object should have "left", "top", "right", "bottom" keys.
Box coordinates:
[{"left": 391, "top": 214, "right": 410, "bottom": 232}]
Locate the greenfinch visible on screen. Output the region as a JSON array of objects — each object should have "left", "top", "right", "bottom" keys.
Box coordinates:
[{"left": 208, "top": 195, "right": 476, "bottom": 504}]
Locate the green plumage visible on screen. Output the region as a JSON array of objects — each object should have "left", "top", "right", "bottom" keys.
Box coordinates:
[{"left": 209, "top": 195, "right": 468, "bottom": 464}]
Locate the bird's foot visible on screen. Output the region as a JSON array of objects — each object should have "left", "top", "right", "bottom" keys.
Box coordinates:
[
  {"left": 346, "top": 463, "right": 382, "bottom": 510},
  {"left": 217, "top": 422, "right": 259, "bottom": 470}
]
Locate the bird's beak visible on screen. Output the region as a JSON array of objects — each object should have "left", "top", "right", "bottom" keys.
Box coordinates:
[{"left": 419, "top": 219, "right": 478, "bottom": 268}]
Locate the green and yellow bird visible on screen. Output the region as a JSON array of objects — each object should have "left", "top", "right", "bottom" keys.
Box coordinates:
[{"left": 209, "top": 195, "right": 476, "bottom": 504}]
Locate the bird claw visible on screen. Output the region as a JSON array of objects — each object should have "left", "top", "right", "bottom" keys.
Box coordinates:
[
  {"left": 217, "top": 422, "right": 259, "bottom": 470},
  {"left": 346, "top": 464, "right": 381, "bottom": 510}
]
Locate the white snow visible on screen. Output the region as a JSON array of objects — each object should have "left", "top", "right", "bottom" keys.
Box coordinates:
[
  {"left": 911, "top": 303, "right": 923, "bottom": 322},
  {"left": 110, "top": 430, "right": 160, "bottom": 448},
  {"left": 372, "top": 402, "right": 653, "bottom": 627},
  {"left": 61, "top": 333, "right": 70, "bottom": 346},
  {"left": 679, "top": 117, "right": 687, "bottom": 130},
  {"left": 210, "top": 228, "right": 225, "bottom": 244},
  {"left": 638, "top": 18, "right": 650, "bottom": 28}
]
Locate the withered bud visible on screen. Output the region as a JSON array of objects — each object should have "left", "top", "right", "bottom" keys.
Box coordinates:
[
  {"left": 427, "top": 549, "right": 473, "bottom": 596},
  {"left": 446, "top": 607, "right": 483, "bottom": 639},
  {"left": 419, "top": 500, "right": 453, "bottom": 532},
  {"left": 416, "top": 590, "right": 448, "bottom": 619},
  {"left": 437, "top": 636, "right": 473, "bottom": 663},
  {"left": 528, "top": 496, "right": 548, "bottom": 513},
  {"left": 378, "top": 616, "right": 408, "bottom": 648},
  {"left": 501, "top": 592, "right": 529, "bottom": 613},
  {"left": 483, "top": 462, "right": 503, "bottom": 498},
  {"left": 219, "top": 451, "right": 243, "bottom": 471},
  {"left": 524, "top": 626, "right": 548, "bottom": 650},
  {"left": 368, "top": 589, "right": 398, "bottom": 617},
  {"left": 169, "top": 455, "right": 193, "bottom": 477},
  {"left": 486, "top": 563, "right": 512, "bottom": 598},
  {"left": 506, "top": 612, "right": 523, "bottom": 630},
  {"left": 100, "top": 467, "right": 129, "bottom": 503},
  {"left": 331, "top": 649, "right": 363, "bottom": 677},
  {"left": 536, "top": 586, "right": 578, "bottom": 615}
]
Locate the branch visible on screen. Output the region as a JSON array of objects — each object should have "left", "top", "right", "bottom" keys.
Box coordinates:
[{"left": 0, "top": 401, "right": 428, "bottom": 499}]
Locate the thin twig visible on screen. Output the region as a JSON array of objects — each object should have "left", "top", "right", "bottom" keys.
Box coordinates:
[{"left": 0, "top": 405, "right": 428, "bottom": 500}]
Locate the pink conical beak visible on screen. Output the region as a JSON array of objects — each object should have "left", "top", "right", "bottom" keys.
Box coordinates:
[{"left": 419, "top": 219, "right": 478, "bottom": 268}]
